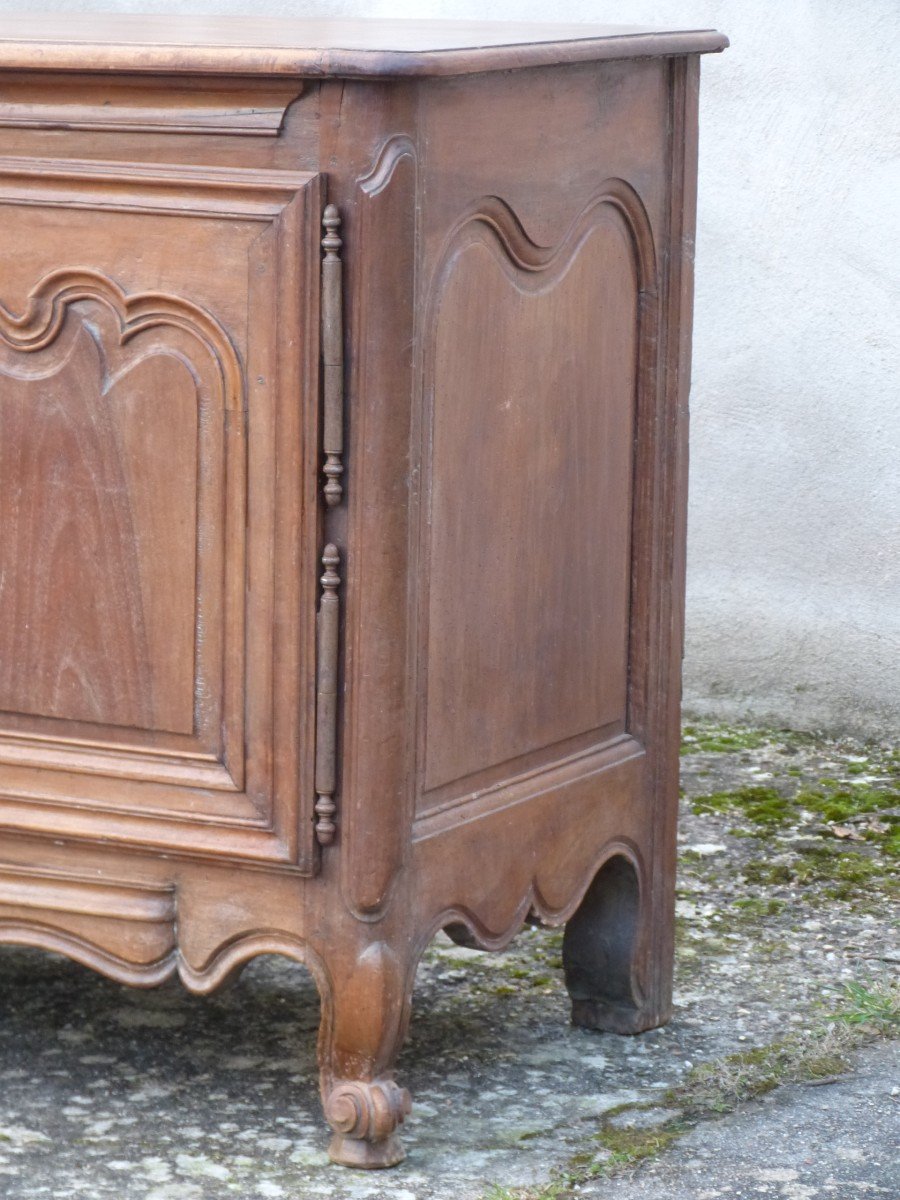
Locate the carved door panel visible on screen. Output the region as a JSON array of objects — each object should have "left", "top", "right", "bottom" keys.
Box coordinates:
[{"left": 0, "top": 157, "right": 322, "bottom": 870}]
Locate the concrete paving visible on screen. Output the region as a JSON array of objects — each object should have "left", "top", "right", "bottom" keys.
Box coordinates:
[
  {"left": 582, "top": 1039, "right": 900, "bottom": 1200},
  {"left": 0, "top": 723, "right": 896, "bottom": 1199}
]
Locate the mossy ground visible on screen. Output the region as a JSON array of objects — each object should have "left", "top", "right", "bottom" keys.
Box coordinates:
[
  {"left": 680, "top": 724, "right": 898, "bottom": 916},
  {"left": 479, "top": 719, "right": 899, "bottom": 1200}
]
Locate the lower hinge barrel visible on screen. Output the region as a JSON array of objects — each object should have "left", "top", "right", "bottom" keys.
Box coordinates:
[{"left": 314, "top": 543, "right": 341, "bottom": 847}]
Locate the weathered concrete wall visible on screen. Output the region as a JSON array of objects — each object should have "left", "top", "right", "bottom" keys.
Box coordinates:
[{"left": 4, "top": 0, "right": 899, "bottom": 736}]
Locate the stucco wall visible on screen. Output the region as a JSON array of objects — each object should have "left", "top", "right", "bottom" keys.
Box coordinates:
[{"left": 3, "top": 0, "right": 899, "bottom": 736}]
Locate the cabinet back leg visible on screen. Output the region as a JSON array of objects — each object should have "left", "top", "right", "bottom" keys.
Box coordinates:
[{"left": 562, "top": 853, "right": 663, "bottom": 1035}]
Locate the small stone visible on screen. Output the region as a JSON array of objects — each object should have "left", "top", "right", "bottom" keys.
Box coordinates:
[
  {"left": 175, "top": 1153, "right": 232, "bottom": 1181},
  {"left": 607, "top": 1106, "right": 676, "bottom": 1130},
  {"left": 140, "top": 1157, "right": 173, "bottom": 1183},
  {"left": 0, "top": 1125, "right": 51, "bottom": 1148},
  {"left": 255, "top": 1136, "right": 293, "bottom": 1153},
  {"left": 220, "top": 1055, "right": 264, "bottom": 1070}
]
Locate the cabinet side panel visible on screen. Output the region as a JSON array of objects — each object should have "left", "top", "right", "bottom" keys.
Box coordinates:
[
  {"left": 422, "top": 216, "right": 637, "bottom": 801},
  {"left": 414, "top": 60, "right": 668, "bottom": 818}
]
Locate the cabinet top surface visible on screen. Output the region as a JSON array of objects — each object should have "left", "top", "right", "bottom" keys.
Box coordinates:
[{"left": 0, "top": 15, "right": 728, "bottom": 77}]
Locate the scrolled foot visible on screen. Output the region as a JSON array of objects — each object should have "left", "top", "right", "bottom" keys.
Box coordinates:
[{"left": 324, "top": 1078, "right": 411, "bottom": 1169}]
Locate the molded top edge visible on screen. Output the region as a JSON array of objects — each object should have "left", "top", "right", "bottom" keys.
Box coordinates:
[{"left": 0, "top": 16, "right": 729, "bottom": 77}]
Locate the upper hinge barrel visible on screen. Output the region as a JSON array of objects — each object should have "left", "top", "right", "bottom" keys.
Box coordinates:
[{"left": 321, "top": 203, "right": 344, "bottom": 508}]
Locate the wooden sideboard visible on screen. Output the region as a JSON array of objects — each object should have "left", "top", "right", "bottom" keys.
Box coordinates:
[{"left": 0, "top": 16, "right": 727, "bottom": 1168}]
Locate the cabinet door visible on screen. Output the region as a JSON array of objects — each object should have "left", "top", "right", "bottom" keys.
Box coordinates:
[{"left": 0, "top": 156, "right": 322, "bottom": 871}]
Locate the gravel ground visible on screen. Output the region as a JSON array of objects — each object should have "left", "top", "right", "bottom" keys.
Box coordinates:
[{"left": 0, "top": 721, "right": 896, "bottom": 1199}]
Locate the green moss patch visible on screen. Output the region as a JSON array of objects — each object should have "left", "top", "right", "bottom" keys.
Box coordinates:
[
  {"left": 681, "top": 724, "right": 773, "bottom": 755},
  {"left": 498, "top": 1121, "right": 688, "bottom": 1199},
  {"left": 732, "top": 896, "right": 786, "bottom": 919},
  {"left": 741, "top": 859, "right": 795, "bottom": 886},
  {"left": 795, "top": 846, "right": 897, "bottom": 899},
  {"left": 692, "top": 785, "right": 794, "bottom": 827},
  {"left": 741, "top": 846, "right": 896, "bottom": 900},
  {"left": 592, "top": 1123, "right": 684, "bottom": 1168},
  {"left": 797, "top": 782, "right": 898, "bottom": 821}
]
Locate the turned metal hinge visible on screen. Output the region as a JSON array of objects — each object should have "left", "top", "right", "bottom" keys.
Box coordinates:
[
  {"left": 314, "top": 543, "right": 341, "bottom": 847},
  {"left": 320, "top": 203, "right": 344, "bottom": 507},
  {"left": 314, "top": 203, "right": 345, "bottom": 848}
]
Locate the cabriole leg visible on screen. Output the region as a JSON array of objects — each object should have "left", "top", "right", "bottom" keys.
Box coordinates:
[{"left": 317, "top": 940, "right": 415, "bottom": 1168}]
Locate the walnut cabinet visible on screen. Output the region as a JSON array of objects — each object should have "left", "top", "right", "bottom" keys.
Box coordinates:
[{"left": 0, "top": 17, "right": 726, "bottom": 1168}]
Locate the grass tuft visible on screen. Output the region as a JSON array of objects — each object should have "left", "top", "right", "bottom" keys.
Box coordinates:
[
  {"left": 831, "top": 980, "right": 900, "bottom": 1033},
  {"left": 666, "top": 1023, "right": 856, "bottom": 1118}
]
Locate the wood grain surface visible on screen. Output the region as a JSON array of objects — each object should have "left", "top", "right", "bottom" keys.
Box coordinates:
[
  {"left": 422, "top": 204, "right": 638, "bottom": 802},
  {"left": 0, "top": 315, "right": 197, "bottom": 733},
  {"left": 0, "top": 16, "right": 728, "bottom": 77}
]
